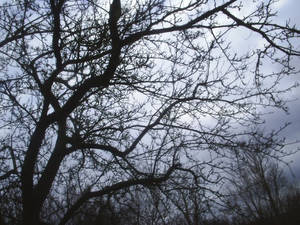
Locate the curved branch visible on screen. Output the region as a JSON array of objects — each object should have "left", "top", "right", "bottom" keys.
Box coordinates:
[
  {"left": 122, "top": 0, "right": 237, "bottom": 46},
  {"left": 58, "top": 164, "right": 178, "bottom": 225},
  {"left": 222, "top": 8, "right": 300, "bottom": 56},
  {"left": 66, "top": 141, "right": 125, "bottom": 158}
]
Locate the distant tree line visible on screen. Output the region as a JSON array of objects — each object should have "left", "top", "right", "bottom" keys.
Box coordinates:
[
  {"left": 1, "top": 131, "right": 299, "bottom": 225},
  {"left": 1, "top": 0, "right": 300, "bottom": 224}
]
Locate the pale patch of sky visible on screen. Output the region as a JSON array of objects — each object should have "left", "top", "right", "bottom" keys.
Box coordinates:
[{"left": 274, "top": 0, "right": 289, "bottom": 9}]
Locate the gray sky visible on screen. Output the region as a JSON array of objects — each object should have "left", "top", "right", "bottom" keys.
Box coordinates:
[{"left": 263, "top": 0, "right": 300, "bottom": 180}]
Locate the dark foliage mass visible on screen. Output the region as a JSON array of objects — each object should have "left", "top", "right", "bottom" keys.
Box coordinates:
[{"left": 0, "top": 0, "right": 299, "bottom": 225}]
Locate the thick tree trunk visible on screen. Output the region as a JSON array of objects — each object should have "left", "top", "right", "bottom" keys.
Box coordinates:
[{"left": 21, "top": 121, "right": 48, "bottom": 225}]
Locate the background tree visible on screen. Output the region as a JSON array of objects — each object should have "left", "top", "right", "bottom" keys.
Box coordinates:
[
  {"left": 0, "top": 0, "right": 299, "bottom": 224},
  {"left": 222, "top": 130, "right": 296, "bottom": 224}
]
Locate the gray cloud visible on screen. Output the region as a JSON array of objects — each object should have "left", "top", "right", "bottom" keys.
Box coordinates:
[{"left": 260, "top": 0, "right": 300, "bottom": 178}]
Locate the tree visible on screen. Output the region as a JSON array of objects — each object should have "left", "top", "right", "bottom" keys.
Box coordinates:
[
  {"left": 222, "top": 131, "right": 293, "bottom": 224},
  {"left": 0, "top": 0, "right": 299, "bottom": 224}
]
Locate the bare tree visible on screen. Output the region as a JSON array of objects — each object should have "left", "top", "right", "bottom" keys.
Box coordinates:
[
  {"left": 161, "top": 171, "right": 212, "bottom": 225},
  {"left": 223, "top": 131, "right": 292, "bottom": 224},
  {"left": 0, "top": 0, "right": 299, "bottom": 224}
]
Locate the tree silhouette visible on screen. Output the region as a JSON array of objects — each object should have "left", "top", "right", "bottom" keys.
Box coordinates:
[
  {"left": 222, "top": 130, "right": 295, "bottom": 224},
  {"left": 0, "top": 0, "right": 299, "bottom": 224}
]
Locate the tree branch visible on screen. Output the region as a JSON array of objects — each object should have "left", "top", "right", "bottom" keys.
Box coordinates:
[{"left": 58, "top": 164, "right": 178, "bottom": 225}]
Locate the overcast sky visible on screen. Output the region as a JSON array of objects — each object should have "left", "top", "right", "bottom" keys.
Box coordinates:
[{"left": 263, "top": 0, "right": 300, "bottom": 180}]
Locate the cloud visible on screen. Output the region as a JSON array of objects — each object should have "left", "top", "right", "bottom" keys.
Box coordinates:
[{"left": 274, "top": 0, "right": 289, "bottom": 9}]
